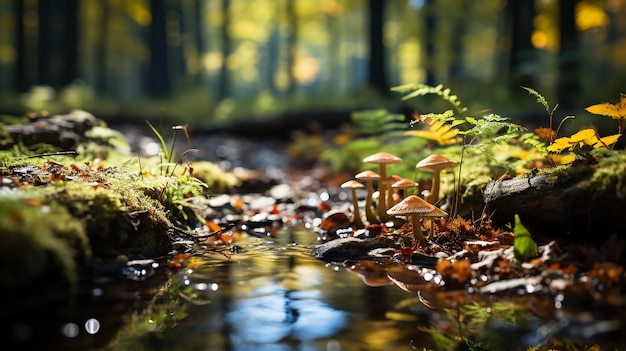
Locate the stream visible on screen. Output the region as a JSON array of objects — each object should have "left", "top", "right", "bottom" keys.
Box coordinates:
[
  {"left": 7, "top": 222, "right": 625, "bottom": 350},
  {"left": 6, "top": 225, "right": 437, "bottom": 351}
]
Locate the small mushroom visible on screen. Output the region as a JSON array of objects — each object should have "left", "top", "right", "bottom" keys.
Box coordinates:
[
  {"left": 416, "top": 154, "right": 459, "bottom": 204},
  {"left": 382, "top": 175, "right": 402, "bottom": 212},
  {"left": 386, "top": 195, "right": 434, "bottom": 243},
  {"left": 355, "top": 170, "right": 380, "bottom": 224},
  {"left": 420, "top": 203, "right": 447, "bottom": 240},
  {"left": 363, "top": 152, "right": 402, "bottom": 222},
  {"left": 391, "top": 178, "right": 418, "bottom": 202},
  {"left": 340, "top": 179, "right": 365, "bottom": 229}
]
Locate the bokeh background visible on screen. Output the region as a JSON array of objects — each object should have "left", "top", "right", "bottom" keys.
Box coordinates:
[{"left": 0, "top": 0, "right": 624, "bottom": 127}]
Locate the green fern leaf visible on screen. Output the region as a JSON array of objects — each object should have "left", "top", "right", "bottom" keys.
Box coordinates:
[{"left": 522, "top": 86, "right": 550, "bottom": 112}]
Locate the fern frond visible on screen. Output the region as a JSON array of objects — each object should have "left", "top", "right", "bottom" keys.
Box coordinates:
[
  {"left": 391, "top": 83, "right": 468, "bottom": 114},
  {"left": 352, "top": 109, "right": 405, "bottom": 137},
  {"left": 521, "top": 86, "right": 550, "bottom": 112},
  {"left": 407, "top": 110, "right": 464, "bottom": 145},
  {"left": 461, "top": 114, "right": 526, "bottom": 141},
  {"left": 519, "top": 132, "right": 548, "bottom": 153}
]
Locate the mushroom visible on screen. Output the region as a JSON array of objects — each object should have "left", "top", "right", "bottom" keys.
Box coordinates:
[
  {"left": 391, "top": 178, "right": 418, "bottom": 202},
  {"left": 340, "top": 179, "right": 365, "bottom": 229},
  {"left": 355, "top": 170, "right": 380, "bottom": 224},
  {"left": 382, "top": 175, "right": 402, "bottom": 211},
  {"left": 386, "top": 195, "right": 431, "bottom": 243},
  {"left": 363, "top": 152, "right": 402, "bottom": 222},
  {"left": 420, "top": 203, "right": 447, "bottom": 239},
  {"left": 416, "top": 154, "right": 459, "bottom": 204}
]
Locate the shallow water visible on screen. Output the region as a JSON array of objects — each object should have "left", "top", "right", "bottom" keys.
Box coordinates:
[
  {"left": 6, "top": 223, "right": 625, "bottom": 350},
  {"left": 116, "top": 226, "right": 436, "bottom": 351}
]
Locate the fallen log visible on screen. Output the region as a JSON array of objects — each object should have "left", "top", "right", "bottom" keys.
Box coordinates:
[{"left": 457, "top": 166, "right": 626, "bottom": 242}]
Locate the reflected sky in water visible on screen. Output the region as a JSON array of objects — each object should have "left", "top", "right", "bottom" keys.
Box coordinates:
[
  {"left": 169, "top": 228, "right": 429, "bottom": 351},
  {"left": 226, "top": 283, "right": 347, "bottom": 345}
]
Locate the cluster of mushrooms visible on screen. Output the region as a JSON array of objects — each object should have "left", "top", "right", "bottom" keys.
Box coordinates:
[{"left": 340, "top": 151, "right": 459, "bottom": 244}]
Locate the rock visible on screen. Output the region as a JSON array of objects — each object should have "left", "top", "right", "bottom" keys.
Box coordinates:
[{"left": 311, "top": 236, "right": 395, "bottom": 261}]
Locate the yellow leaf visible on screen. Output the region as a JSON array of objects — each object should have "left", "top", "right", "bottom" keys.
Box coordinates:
[
  {"left": 551, "top": 153, "right": 576, "bottom": 164},
  {"left": 585, "top": 93, "right": 626, "bottom": 120},
  {"left": 569, "top": 128, "right": 597, "bottom": 143},
  {"left": 593, "top": 133, "right": 622, "bottom": 148},
  {"left": 547, "top": 137, "right": 572, "bottom": 153}
]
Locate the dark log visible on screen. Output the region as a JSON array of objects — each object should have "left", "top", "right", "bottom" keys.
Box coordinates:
[{"left": 458, "top": 170, "right": 626, "bottom": 242}]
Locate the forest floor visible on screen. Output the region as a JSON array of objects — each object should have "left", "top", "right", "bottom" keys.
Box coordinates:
[{"left": 1, "top": 111, "right": 626, "bottom": 350}]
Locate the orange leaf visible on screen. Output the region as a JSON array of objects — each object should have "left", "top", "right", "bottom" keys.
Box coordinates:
[{"left": 535, "top": 127, "right": 555, "bottom": 142}]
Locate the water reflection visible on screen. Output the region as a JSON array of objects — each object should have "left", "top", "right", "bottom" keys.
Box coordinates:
[{"left": 162, "top": 228, "right": 429, "bottom": 350}]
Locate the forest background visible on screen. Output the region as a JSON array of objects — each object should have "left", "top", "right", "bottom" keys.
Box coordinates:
[{"left": 0, "top": 0, "right": 624, "bottom": 129}]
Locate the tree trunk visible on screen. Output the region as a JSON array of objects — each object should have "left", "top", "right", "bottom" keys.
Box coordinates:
[
  {"left": 149, "top": 0, "right": 170, "bottom": 98},
  {"left": 95, "top": 0, "right": 110, "bottom": 95},
  {"left": 423, "top": 0, "right": 436, "bottom": 86},
  {"left": 557, "top": 0, "right": 580, "bottom": 108},
  {"left": 217, "top": 0, "right": 231, "bottom": 100},
  {"left": 367, "top": 0, "right": 388, "bottom": 96},
  {"left": 285, "top": 0, "right": 298, "bottom": 96},
  {"left": 37, "top": 0, "right": 78, "bottom": 89},
  {"left": 507, "top": 0, "right": 536, "bottom": 93},
  {"left": 14, "top": 0, "right": 28, "bottom": 91}
]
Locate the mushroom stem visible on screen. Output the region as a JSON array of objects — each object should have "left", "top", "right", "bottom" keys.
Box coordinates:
[
  {"left": 350, "top": 188, "right": 364, "bottom": 229},
  {"left": 377, "top": 167, "right": 390, "bottom": 222},
  {"left": 428, "top": 218, "right": 435, "bottom": 239},
  {"left": 427, "top": 170, "right": 441, "bottom": 204},
  {"left": 364, "top": 180, "right": 379, "bottom": 224},
  {"left": 410, "top": 214, "right": 424, "bottom": 242},
  {"left": 386, "top": 184, "right": 395, "bottom": 210}
]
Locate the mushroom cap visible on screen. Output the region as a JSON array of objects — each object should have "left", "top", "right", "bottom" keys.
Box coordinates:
[
  {"left": 340, "top": 179, "right": 364, "bottom": 189},
  {"left": 381, "top": 175, "right": 402, "bottom": 185},
  {"left": 391, "top": 178, "right": 418, "bottom": 189},
  {"left": 355, "top": 169, "right": 380, "bottom": 180},
  {"left": 386, "top": 195, "right": 447, "bottom": 217},
  {"left": 363, "top": 151, "right": 402, "bottom": 165},
  {"left": 416, "top": 154, "right": 459, "bottom": 172}
]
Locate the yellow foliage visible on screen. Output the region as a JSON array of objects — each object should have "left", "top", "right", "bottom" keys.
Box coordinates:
[
  {"left": 585, "top": 93, "right": 626, "bottom": 120},
  {"left": 405, "top": 118, "right": 462, "bottom": 146},
  {"left": 547, "top": 128, "right": 621, "bottom": 158}
]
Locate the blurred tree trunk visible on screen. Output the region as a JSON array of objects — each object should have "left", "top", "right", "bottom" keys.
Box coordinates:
[
  {"left": 285, "top": 0, "right": 298, "bottom": 96},
  {"left": 507, "top": 0, "right": 536, "bottom": 94},
  {"left": 149, "top": 0, "right": 170, "bottom": 98},
  {"left": 37, "top": 0, "right": 78, "bottom": 89},
  {"left": 423, "top": 0, "right": 436, "bottom": 86},
  {"left": 449, "top": 0, "right": 468, "bottom": 84},
  {"left": 95, "top": 0, "right": 110, "bottom": 95},
  {"left": 367, "top": 0, "right": 388, "bottom": 95},
  {"left": 193, "top": 0, "right": 204, "bottom": 85},
  {"left": 557, "top": 0, "right": 580, "bottom": 108},
  {"left": 14, "top": 0, "right": 28, "bottom": 91},
  {"left": 217, "top": 0, "right": 231, "bottom": 100}
]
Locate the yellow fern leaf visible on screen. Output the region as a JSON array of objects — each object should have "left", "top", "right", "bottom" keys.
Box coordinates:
[{"left": 406, "top": 118, "right": 462, "bottom": 145}]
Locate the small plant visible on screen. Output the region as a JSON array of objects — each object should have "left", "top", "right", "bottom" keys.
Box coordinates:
[
  {"left": 146, "top": 121, "right": 191, "bottom": 176},
  {"left": 512, "top": 214, "right": 537, "bottom": 263},
  {"left": 523, "top": 88, "right": 622, "bottom": 164}
]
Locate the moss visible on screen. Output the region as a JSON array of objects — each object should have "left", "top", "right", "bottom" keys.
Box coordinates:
[
  {"left": 461, "top": 174, "right": 493, "bottom": 200},
  {"left": 0, "top": 195, "right": 88, "bottom": 289},
  {"left": 580, "top": 152, "right": 626, "bottom": 198}
]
